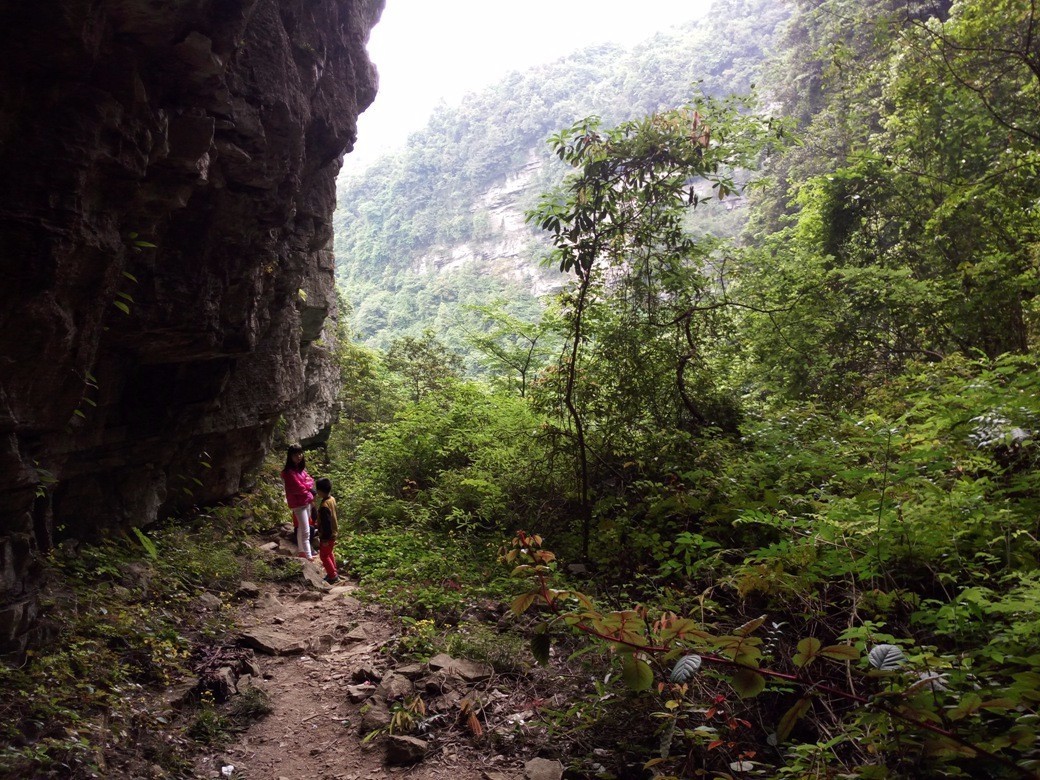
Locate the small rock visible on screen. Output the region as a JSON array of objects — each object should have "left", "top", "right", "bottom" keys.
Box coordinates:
[
  {"left": 243, "top": 657, "right": 262, "bottom": 678},
  {"left": 454, "top": 658, "right": 494, "bottom": 682},
  {"left": 427, "top": 653, "right": 493, "bottom": 682},
  {"left": 302, "top": 566, "right": 329, "bottom": 589},
  {"left": 375, "top": 672, "right": 414, "bottom": 701},
  {"left": 297, "top": 591, "right": 323, "bottom": 602},
  {"left": 164, "top": 681, "right": 199, "bottom": 709},
  {"left": 307, "top": 634, "right": 334, "bottom": 655},
  {"left": 395, "top": 662, "right": 425, "bottom": 679},
  {"left": 198, "top": 592, "right": 223, "bottom": 610},
  {"left": 240, "top": 628, "right": 305, "bottom": 656},
  {"left": 427, "top": 653, "right": 456, "bottom": 670},
  {"left": 525, "top": 758, "right": 564, "bottom": 780},
  {"left": 211, "top": 666, "right": 237, "bottom": 701},
  {"left": 338, "top": 595, "right": 363, "bottom": 610},
  {"left": 236, "top": 581, "right": 261, "bottom": 599},
  {"left": 461, "top": 605, "right": 499, "bottom": 622},
  {"left": 119, "top": 561, "right": 154, "bottom": 592},
  {"left": 346, "top": 683, "right": 377, "bottom": 703},
  {"left": 260, "top": 541, "right": 279, "bottom": 552},
  {"left": 421, "top": 669, "right": 465, "bottom": 694},
  {"left": 359, "top": 701, "right": 392, "bottom": 733},
  {"left": 385, "top": 734, "right": 427, "bottom": 765},
  {"left": 428, "top": 688, "right": 463, "bottom": 713},
  {"left": 483, "top": 772, "right": 516, "bottom": 780},
  {"left": 352, "top": 665, "right": 383, "bottom": 683},
  {"left": 257, "top": 593, "right": 283, "bottom": 609},
  {"left": 344, "top": 625, "right": 369, "bottom": 643}
]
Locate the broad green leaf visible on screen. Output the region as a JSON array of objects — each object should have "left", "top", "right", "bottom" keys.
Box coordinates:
[
  {"left": 622, "top": 655, "right": 654, "bottom": 691},
  {"left": 776, "top": 697, "right": 811, "bottom": 742},
  {"left": 531, "top": 633, "right": 550, "bottom": 666},
  {"left": 733, "top": 615, "right": 767, "bottom": 636},
  {"left": 819, "top": 644, "right": 860, "bottom": 661},
  {"left": 730, "top": 669, "right": 766, "bottom": 698},
  {"left": 661, "top": 618, "right": 711, "bottom": 642},
  {"left": 979, "top": 698, "right": 1016, "bottom": 711},
  {"left": 511, "top": 592, "right": 536, "bottom": 615},
  {"left": 131, "top": 527, "right": 158, "bottom": 560},
  {"left": 792, "top": 637, "right": 822, "bottom": 668}
]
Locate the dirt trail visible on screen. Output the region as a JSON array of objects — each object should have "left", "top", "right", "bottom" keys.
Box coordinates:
[{"left": 191, "top": 551, "right": 506, "bottom": 780}]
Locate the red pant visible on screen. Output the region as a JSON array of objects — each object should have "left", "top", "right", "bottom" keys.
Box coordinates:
[{"left": 318, "top": 540, "right": 337, "bottom": 580}]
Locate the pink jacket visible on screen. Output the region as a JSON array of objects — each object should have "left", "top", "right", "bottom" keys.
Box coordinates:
[{"left": 282, "top": 467, "right": 315, "bottom": 508}]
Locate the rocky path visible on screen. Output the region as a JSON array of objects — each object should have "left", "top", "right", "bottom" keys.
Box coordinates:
[{"left": 191, "top": 544, "right": 563, "bottom": 780}]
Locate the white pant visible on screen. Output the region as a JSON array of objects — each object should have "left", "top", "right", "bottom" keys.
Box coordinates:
[{"left": 292, "top": 504, "right": 313, "bottom": 557}]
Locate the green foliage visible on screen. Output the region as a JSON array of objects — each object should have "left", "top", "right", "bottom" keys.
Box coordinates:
[
  {"left": 739, "top": 0, "right": 1040, "bottom": 399},
  {"left": 337, "top": 380, "right": 560, "bottom": 534},
  {"left": 0, "top": 508, "right": 266, "bottom": 778},
  {"left": 334, "top": 1, "right": 791, "bottom": 361},
  {"left": 131, "top": 526, "right": 158, "bottom": 560},
  {"left": 394, "top": 617, "right": 439, "bottom": 660},
  {"left": 504, "top": 532, "right": 1040, "bottom": 778},
  {"left": 526, "top": 95, "right": 783, "bottom": 556},
  {"left": 185, "top": 685, "right": 272, "bottom": 746},
  {"left": 319, "top": 2, "right": 1040, "bottom": 775},
  {"left": 187, "top": 691, "right": 231, "bottom": 745},
  {"left": 443, "top": 622, "right": 528, "bottom": 675},
  {"left": 384, "top": 329, "right": 464, "bottom": 402},
  {"left": 461, "top": 299, "right": 562, "bottom": 397},
  {"left": 337, "top": 529, "right": 515, "bottom": 622}
]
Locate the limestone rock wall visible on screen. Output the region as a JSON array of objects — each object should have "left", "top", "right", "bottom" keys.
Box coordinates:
[{"left": 0, "top": 0, "right": 383, "bottom": 654}]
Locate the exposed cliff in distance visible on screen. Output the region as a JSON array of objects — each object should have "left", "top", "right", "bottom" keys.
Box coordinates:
[
  {"left": 0, "top": 0, "right": 383, "bottom": 655},
  {"left": 334, "top": 0, "right": 790, "bottom": 359}
]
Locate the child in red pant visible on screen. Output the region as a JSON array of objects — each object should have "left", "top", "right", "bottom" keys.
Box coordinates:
[{"left": 314, "top": 478, "right": 339, "bottom": 584}]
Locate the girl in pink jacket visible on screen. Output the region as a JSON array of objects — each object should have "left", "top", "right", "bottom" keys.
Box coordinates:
[{"left": 281, "top": 444, "right": 316, "bottom": 560}]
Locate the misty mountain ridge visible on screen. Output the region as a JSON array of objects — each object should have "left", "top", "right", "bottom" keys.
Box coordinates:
[{"left": 333, "top": 0, "right": 790, "bottom": 356}]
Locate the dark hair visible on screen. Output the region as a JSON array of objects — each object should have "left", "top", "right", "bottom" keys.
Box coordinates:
[
  {"left": 315, "top": 477, "right": 332, "bottom": 495},
  {"left": 283, "top": 444, "right": 305, "bottom": 472}
]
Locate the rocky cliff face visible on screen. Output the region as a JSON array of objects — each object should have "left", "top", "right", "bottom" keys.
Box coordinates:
[
  {"left": 0, "top": 0, "right": 383, "bottom": 655},
  {"left": 407, "top": 154, "right": 564, "bottom": 298}
]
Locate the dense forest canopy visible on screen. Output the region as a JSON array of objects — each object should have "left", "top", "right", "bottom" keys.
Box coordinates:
[
  {"left": 323, "top": 0, "right": 1040, "bottom": 776},
  {"left": 333, "top": 0, "right": 791, "bottom": 361}
]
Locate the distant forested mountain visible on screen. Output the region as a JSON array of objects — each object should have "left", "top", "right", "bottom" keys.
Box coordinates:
[{"left": 333, "top": 0, "right": 791, "bottom": 362}]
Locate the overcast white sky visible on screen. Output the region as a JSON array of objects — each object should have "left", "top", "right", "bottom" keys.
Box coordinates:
[{"left": 343, "top": 0, "right": 715, "bottom": 173}]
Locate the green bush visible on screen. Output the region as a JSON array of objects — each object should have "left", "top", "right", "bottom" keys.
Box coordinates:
[{"left": 337, "top": 381, "right": 560, "bottom": 533}]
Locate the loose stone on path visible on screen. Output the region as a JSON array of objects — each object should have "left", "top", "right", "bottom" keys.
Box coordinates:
[{"left": 239, "top": 627, "right": 305, "bottom": 656}]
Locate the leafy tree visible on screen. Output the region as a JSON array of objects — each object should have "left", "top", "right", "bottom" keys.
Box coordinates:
[
  {"left": 384, "top": 329, "right": 464, "bottom": 402},
  {"left": 461, "top": 300, "right": 561, "bottom": 397},
  {"left": 528, "top": 97, "right": 781, "bottom": 557},
  {"left": 916, "top": 0, "right": 1040, "bottom": 145},
  {"left": 735, "top": 0, "right": 1040, "bottom": 400}
]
